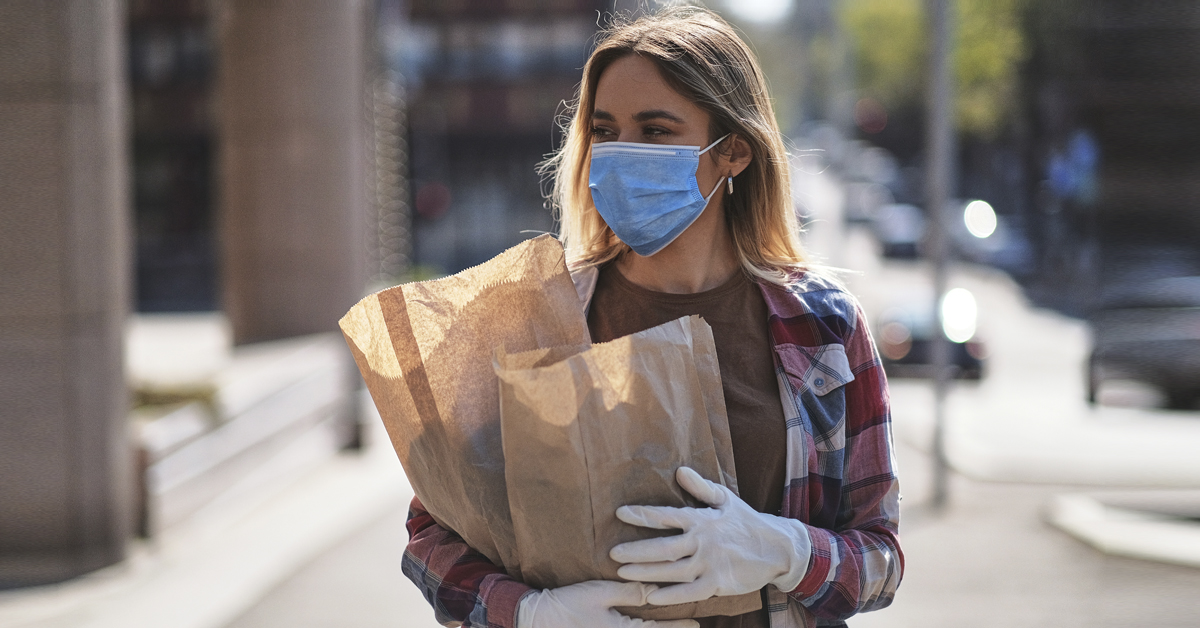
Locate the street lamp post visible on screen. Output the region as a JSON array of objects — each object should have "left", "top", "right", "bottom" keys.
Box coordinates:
[{"left": 925, "top": 0, "right": 955, "bottom": 509}]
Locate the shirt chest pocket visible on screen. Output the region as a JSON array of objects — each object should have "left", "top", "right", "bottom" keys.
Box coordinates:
[{"left": 775, "top": 343, "right": 855, "bottom": 451}]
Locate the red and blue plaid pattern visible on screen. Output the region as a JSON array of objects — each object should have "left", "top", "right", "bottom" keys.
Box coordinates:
[
  {"left": 758, "top": 275, "right": 903, "bottom": 627},
  {"left": 404, "top": 498, "right": 530, "bottom": 627},
  {"left": 401, "top": 270, "right": 902, "bottom": 628}
]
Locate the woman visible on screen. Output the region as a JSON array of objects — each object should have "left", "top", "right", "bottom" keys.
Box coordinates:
[{"left": 403, "top": 8, "right": 902, "bottom": 628}]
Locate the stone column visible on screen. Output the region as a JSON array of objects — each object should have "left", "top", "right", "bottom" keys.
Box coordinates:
[
  {"left": 216, "top": 0, "right": 370, "bottom": 345},
  {"left": 0, "top": 0, "right": 131, "bottom": 587}
]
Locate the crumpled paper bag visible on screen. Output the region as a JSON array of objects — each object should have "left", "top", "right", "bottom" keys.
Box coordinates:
[
  {"left": 495, "top": 315, "right": 760, "bottom": 619},
  {"left": 339, "top": 235, "right": 589, "bottom": 571}
]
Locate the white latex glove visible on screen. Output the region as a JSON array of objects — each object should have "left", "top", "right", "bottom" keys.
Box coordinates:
[
  {"left": 516, "top": 580, "right": 700, "bottom": 628},
  {"left": 609, "top": 466, "right": 812, "bottom": 606}
]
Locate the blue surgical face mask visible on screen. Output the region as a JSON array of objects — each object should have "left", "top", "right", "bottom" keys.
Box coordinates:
[{"left": 588, "top": 134, "right": 729, "bottom": 257}]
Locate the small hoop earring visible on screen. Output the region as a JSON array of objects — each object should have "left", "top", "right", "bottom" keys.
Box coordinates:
[{"left": 726, "top": 176, "right": 734, "bottom": 194}]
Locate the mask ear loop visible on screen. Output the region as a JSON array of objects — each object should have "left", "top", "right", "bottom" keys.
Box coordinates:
[
  {"left": 700, "top": 134, "right": 733, "bottom": 203},
  {"left": 696, "top": 135, "right": 729, "bottom": 204},
  {"left": 703, "top": 176, "right": 724, "bottom": 202},
  {"left": 697, "top": 133, "right": 731, "bottom": 156}
]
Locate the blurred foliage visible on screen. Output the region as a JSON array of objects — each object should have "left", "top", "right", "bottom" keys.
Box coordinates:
[
  {"left": 955, "top": 0, "right": 1027, "bottom": 137},
  {"left": 838, "top": 0, "right": 925, "bottom": 114},
  {"left": 736, "top": 22, "right": 807, "bottom": 136},
  {"left": 839, "top": 0, "right": 1028, "bottom": 138}
]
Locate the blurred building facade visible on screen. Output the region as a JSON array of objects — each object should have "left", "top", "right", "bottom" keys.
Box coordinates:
[
  {"left": 130, "top": 0, "right": 613, "bottom": 298},
  {"left": 830, "top": 0, "right": 1200, "bottom": 320},
  {"left": 129, "top": 0, "right": 217, "bottom": 312},
  {"left": 2, "top": 0, "right": 376, "bottom": 586},
  {"left": 3, "top": 0, "right": 626, "bottom": 588},
  {"left": 1020, "top": 0, "right": 1200, "bottom": 314},
  {"left": 395, "top": 0, "right": 608, "bottom": 274}
]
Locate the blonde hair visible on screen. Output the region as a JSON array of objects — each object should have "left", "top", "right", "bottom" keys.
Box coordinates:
[{"left": 541, "top": 6, "right": 807, "bottom": 285}]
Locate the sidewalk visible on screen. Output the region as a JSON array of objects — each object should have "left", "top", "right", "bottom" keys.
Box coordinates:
[
  {"left": 0, "top": 399, "right": 411, "bottom": 628},
  {"left": 223, "top": 500, "right": 437, "bottom": 628},
  {"left": 853, "top": 437, "right": 1200, "bottom": 628}
]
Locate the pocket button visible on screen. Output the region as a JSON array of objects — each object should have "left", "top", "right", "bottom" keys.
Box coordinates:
[{"left": 814, "top": 377, "right": 825, "bottom": 388}]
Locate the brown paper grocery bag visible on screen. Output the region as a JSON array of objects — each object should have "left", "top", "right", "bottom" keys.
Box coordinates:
[
  {"left": 339, "top": 235, "right": 590, "bottom": 571},
  {"left": 496, "top": 316, "right": 760, "bottom": 620}
]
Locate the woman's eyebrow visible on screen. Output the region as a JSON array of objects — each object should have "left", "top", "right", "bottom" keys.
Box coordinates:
[
  {"left": 633, "top": 109, "right": 684, "bottom": 123},
  {"left": 591, "top": 109, "right": 685, "bottom": 124}
]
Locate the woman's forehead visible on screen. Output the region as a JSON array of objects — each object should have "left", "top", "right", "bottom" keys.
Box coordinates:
[{"left": 593, "top": 55, "right": 705, "bottom": 121}]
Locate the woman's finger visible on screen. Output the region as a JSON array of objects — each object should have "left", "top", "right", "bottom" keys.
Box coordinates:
[
  {"left": 645, "top": 579, "right": 715, "bottom": 607},
  {"left": 589, "top": 580, "right": 657, "bottom": 607},
  {"left": 610, "top": 532, "right": 696, "bottom": 564},
  {"left": 675, "top": 466, "right": 726, "bottom": 507},
  {"left": 616, "top": 556, "right": 700, "bottom": 583},
  {"left": 616, "top": 505, "right": 694, "bottom": 530}
]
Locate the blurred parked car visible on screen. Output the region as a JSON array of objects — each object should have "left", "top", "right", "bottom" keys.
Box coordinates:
[
  {"left": 876, "top": 290, "right": 986, "bottom": 380},
  {"left": 1088, "top": 276, "right": 1200, "bottom": 410}
]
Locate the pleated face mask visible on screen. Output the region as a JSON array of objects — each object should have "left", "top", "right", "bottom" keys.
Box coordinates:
[{"left": 588, "top": 134, "right": 728, "bottom": 257}]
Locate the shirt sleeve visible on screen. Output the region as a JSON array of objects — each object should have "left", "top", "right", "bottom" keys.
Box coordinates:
[
  {"left": 783, "top": 302, "right": 904, "bottom": 620},
  {"left": 403, "top": 496, "right": 535, "bottom": 628}
]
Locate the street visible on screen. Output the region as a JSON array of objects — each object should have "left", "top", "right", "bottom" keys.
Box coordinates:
[{"left": 8, "top": 4, "right": 1200, "bottom": 628}]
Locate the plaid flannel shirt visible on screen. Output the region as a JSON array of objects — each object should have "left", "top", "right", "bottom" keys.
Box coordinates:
[{"left": 402, "top": 267, "right": 903, "bottom": 628}]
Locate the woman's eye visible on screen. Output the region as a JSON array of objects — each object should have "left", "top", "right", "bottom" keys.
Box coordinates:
[
  {"left": 643, "top": 127, "right": 669, "bottom": 137},
  {"left": 591, "top": 126, "right": 614, "bottom": 139}
]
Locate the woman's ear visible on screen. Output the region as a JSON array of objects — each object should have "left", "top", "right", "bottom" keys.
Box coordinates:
[{"left": 722, "top": 134, "right": 753, "bottom": 177}]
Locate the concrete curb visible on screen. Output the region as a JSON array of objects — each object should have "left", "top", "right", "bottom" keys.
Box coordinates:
[
  {"left": 1046, "top": 493, "right": 1200, "bottom": 569},
  {"left": 888, "top": 369, "right": 1200, "bottom": 489}
]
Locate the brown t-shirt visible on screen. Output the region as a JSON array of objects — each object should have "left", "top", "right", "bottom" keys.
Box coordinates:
[{"left": 587, "top": 263, "right": 786, "bottom": 628}]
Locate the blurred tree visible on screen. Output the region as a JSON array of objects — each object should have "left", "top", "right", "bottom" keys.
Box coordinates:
[
  {"left": 839, "top": 0, "right": 1027, "bottom": 138},
  {"left": 838, "top": 0, "right": 924, "bottom": 115},
  {"left": 954, "top": 0, "right": 1026, "bottom": 137}
]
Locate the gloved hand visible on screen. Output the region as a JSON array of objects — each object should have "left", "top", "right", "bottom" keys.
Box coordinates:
[
  {"left": 609, "top": 466, "right": 812, "bottom": 606},
  {"left": 516, "top": 580, "right": 700, "bottom": 628}
]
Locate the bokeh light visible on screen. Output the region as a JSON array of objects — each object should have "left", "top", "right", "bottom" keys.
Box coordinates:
[
  {"left": 941, "top": 288, "right": 978, "bottom": 343},
  {"left": 964, "top": 199, "right": 997, "bottom": 238},
  {"left": 723, "top": 0, "right": 794, "bottom": 24},
  {"left": 854, "top": 97, "right": 888, "bottom": 134}
]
